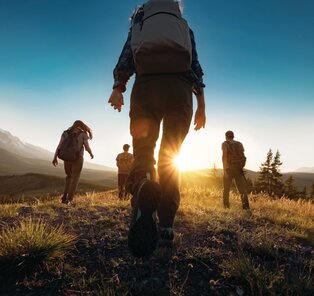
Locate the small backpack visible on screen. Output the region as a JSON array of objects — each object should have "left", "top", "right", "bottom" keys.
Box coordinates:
[
  {"left": 117, "top": 153, "right": 133, "bottom": 172},
  {"left": 226, "top": 141, "right": 246, "bottom": 169},
  {"left": 131, "top": 0, "right": 192, "bottom": 75},
  {"left": 57, "top": 130, "right": 83, "bottom": 162}
]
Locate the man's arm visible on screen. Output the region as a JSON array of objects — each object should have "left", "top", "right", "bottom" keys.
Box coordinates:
[
  {"left": 194, "top": 90, "right": 206, "bottom": 130},
  {"left": 189, "top": 29, "right": 205, "bottom": 95},
  {"left": 222, "top": 143, "right": 228, "bottom": 170},
  {"left": 188, "top": 28, "right": 206, "bottom": 130},
  {"left": 108, "top": 32, "right": 135, "bottom": 112},
  {"left": 52, "top": 134, "right": 66, "bottom": 166},
  {"left": 83, "top": 136, "right": 94, "bottom": 159},
  {"left": 112, "top": 32, "right": 135, "bottom": 92}
]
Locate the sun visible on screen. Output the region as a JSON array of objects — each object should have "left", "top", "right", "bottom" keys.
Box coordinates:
[{"left": 173, "top": 153, "right": 191, "bottom": 171}]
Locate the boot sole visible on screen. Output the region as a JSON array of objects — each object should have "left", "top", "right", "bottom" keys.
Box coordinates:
[{"left": 128, "top": 180, "right": 161, "bottom": 257}]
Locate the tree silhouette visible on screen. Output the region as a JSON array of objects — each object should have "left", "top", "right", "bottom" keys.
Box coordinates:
[
  {"left": 255, "top": 149, "right": 284, "bottom": 197},
  {"left": 299, "top": 186, "right": 307, "bottom": 199},
  {"left": 246, "top": 177, "right": 254, "bottom": 193},
  {"left": 255, "top": 149, "right": 273, "bottom": 194},
  {"left": 271, "top": 150, "right": 284, "bottom": 197},
  {"left": 311, "top": 181, "right": 314, "bottom": 200},
  {"left": 284, "top": 175, "right": 298, "bottom": 199}
]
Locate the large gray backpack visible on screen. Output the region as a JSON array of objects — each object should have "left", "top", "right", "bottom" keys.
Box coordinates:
[{"left": 131, "top": 0, "right": 192, "bottom": 75}]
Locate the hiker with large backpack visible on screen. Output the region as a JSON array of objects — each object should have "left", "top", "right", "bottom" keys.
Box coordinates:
[
  {"left": 116, "top": 144, "right": 134, "bottom": 199},
  {"left": 222, "top": 130, "right": 250, "bottom": 210},
  {"left": 52, "top": 120, "right": 94, "bottom": 205},
  {"left": 108, "top": 0, "right": 206, "bottom": 257}
]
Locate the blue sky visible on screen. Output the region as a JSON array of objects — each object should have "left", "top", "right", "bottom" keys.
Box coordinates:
[{"left": 0, "top": 0, "right": 313, "bottom": 172}]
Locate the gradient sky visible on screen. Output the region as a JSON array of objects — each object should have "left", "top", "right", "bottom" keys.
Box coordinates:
[{"left": 1, "top": 0, "right": 313, "bottom": 172}]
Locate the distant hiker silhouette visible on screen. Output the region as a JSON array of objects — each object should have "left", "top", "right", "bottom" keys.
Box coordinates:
[
  {"left": 108, "top": 0, "right": 206, "bottom": 257},
  {"left": 52, "top": 120, "right": 94, "bottom": 205},
  {"left": 222, "top": 130, "right": 250, "bottom": 209},
  {"left": 116, "top": 144, "right": 134, "bottom": 199}
]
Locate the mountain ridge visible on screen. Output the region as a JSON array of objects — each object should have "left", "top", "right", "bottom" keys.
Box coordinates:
[{"left": 0, "top": 128, "right": 115, "bottom": 171}]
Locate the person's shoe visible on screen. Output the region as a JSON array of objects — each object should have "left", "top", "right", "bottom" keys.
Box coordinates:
[
  {"left": 61, "top": 194, "right": 68, "bottom": 204},
  {"left": 128, "top": 180, "right": 161, "bottom": 258},
  {"left": 66, "top": 200, "right": 76, "bottom": 207},
  {"left": 158, "top": 227, "right": 175, "bottom": 249}
]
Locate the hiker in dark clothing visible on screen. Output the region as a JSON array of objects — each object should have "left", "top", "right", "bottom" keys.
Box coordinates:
[
  {"left": 52, "top": 120, "right": 94, "bottom": 205},
  {"left": 116, "top": 144, "right": 134, "bottom": 199},
  {"left": 108, "top": 0, "right": 206, "bottom": 257},
  {"left": 222, "top": 130, "right": 250, "bottom": 209}
]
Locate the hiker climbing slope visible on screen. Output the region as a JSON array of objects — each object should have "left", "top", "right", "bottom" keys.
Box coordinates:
[
  {"left": 108, "top": 0, "right": 206, "bottom": 257},
  {"left": 52, "top": 120, "right": 94, "bottom": 205}
]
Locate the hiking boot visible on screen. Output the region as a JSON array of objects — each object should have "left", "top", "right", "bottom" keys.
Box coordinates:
[
  {"left": 66, "top": 201, "right": 76, "bottom": 207},
  {"left": 128, "top": 180, "right": 161, "bottom": 258},
  {"left": 159, "top": 227, "right": 175, "bottom": 248},
  {"left": 61, "top": 194, "right": 68, "bottom": 204}
]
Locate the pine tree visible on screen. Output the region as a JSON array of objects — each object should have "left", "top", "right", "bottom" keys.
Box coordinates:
[
  {"left": 246, "top": 177, "right": 254, "bottom": 193},
  {"left": 299, "top": 186, "right": 307, "bottom": 199},
  {"left": 284, "top": 175, "right": 298, "bottom": 199},
  {"left": 255, "top": 149, "right": 273, "bottom": 194},
  {"left": 311, "top": 181, "right": 314, "bottom": 200},
  {"left": 271, "top": 150, "right": 284, "bottom": 197},
  {"left": 255, "top": 149, "right": 284, "bottom": 197}
]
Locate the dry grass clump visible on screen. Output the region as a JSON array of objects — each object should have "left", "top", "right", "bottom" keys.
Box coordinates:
[{"left": 0, "top": 218, "right": 76, "bottom": 276}]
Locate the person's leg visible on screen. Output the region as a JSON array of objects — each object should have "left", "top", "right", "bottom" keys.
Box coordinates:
[
  {"left": 127, "top": 76, "right": 163, "bottom": 257},
  {"left": 62, "top": 161, "right": 72, "bottom": 203},
  {"left": 157, "top": 76, "right": 193, "bottom": 247},
  {"left": 234, "top": 170, "right": 250, "bottom": 209},
  {"left": 223, "top": 171, "right": 233, "bottom": 208},
  {"left": 118, "top": 173, "right": 124, "bottom": 199},
  {"left": 157, "top": 107, "right": 192, "bottom": 228},
  {"left": 123, "top": 174, "right": 129, "bottom": 198},
  {"left": 126, "top": 76, "right": 163, "bottom": 194},
  {"left": 67, "top": 156, "right": 84, "bottom": 202}
]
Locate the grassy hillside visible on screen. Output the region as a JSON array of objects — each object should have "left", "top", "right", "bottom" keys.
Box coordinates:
[
  {"left": 0, "top": 187, "right": 313, "bottom": 295},
  {"left": 0, "top": 173, "right": 111, "bottom": 203}
]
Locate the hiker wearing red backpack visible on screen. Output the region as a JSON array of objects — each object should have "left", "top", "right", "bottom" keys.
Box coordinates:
[
  {"left": 222, "top": 130, "right": 250, "bottom": 210},
  {"left": 52, "top": 120, "right": 94, "bottom": 205},
  {"left": 108, "top": 0, "right": 206, "bottom": 257}
]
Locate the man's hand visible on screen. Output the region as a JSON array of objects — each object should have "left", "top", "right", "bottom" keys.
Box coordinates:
[
  {"left": 108, "top": 88, "right": 124, "bottom": 112},
  {"left": 194, "top": 106, "right": 206, "bottom": 131},
  {"left": 89, "top": 153, "right": 94, "bottom": 159},
  {"left": 52, "top": 157, "right": 58, "bottom": 167}
]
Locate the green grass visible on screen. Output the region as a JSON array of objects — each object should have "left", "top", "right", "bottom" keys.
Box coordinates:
[
  {"left": 0, "top": 218, "right": 76, "bottom": 276},
  {"left": 0, "top": 186, "right": 313, "bottom": 295}
]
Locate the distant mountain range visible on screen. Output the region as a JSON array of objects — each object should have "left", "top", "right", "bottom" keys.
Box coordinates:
[
  {"left": 0, "top": 128, "right": 313, "bottom": 192},
  {"left": 0, "top": 128, "right": 117, "bottom": 187},
  {"left": 0, "top": 128, "right": 115, "bottom": 172},
  {"left": 294, "top": 167, "right": 314, "bottom": 173}
]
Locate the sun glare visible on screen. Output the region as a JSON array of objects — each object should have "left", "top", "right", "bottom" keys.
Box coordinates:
[{"left": 173, "top": 154, "right": 191, "bottom": 171}]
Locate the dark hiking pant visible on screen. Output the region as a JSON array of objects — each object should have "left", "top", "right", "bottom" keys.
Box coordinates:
[
  {"left": 127, "top": 75, "right": 193, "bottom": 228},
  {"left": 64, "top": 156, "right": 83, "bottom": 201},
  {"left": 223, "top": 169, "right": 250, "bottom": 209},
  {"left": 118, "top": 173, "right": 128, "bottom": 198}
]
